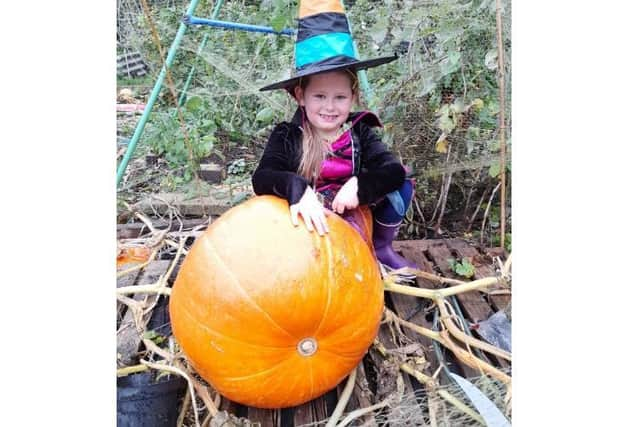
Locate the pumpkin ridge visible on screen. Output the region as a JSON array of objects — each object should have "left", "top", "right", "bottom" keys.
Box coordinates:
[
  {"left": 202, "top": 234, "right": 297, "bottom": 340},
  {"left": 317, "top": 347, "right": 363, "bottom": 361},
  {"left": 174, "top": 298, "right": 295, "bottom": 349},
  {"left": 308, "top": 358, "right": 315, "bottom": 399},
  {"left": 312, "top": 230, "right": 334, "bottom": 337},
  {"left": 222, "top": 352, "right": 298, "bottom": 382}
]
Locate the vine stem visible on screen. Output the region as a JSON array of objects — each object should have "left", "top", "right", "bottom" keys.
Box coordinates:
[
  {"left": 116, "top": 284, "right": 172, "bottom": 296},
  {"left": 384, "top": 276, "right": 502, "bottom": 299},
  {"left": 326, "top": 368, "right": 357, "bottom": 427}
]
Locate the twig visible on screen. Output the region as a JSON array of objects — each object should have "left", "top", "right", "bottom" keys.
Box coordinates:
[
  {"left": 177, "top": 389, "right": 192, "bottom": 427},
  {"left": 466, "top": 186, "right": 489, "bottom": 232},
  {"left": 435, "top": 172, "right": 453, "bottom": 233},
  {"left": 117, "top": 364, "right": 148, "bottom": 377},
  {"left": 336, "top": 396, "right": 393, "bottom": 427},
  {"left": 326, "top": 368, "right": 357, "bottom": 427},
  {"left": 143, "top": 338, "right": 175, "bottom": 363},
  {"left": 462, "top": 169, "right": 482, "bottom": 220},
  {"left": 480, "top": 181, "right": 501, "bottom": 246},
  {"left": 116, "top": 247, "right": 159, "bottom": 278},
  {"left": 116, "top": 284, "right": 172, "bottom": 296},
  {"left": 439, "top": 330, "right": 511, "bottom": 386},
  {"left": 384, "top": 309, "right": 442, "bottom": 343},
  {"left": 436, "top": 300, "right": 511, "bottom": 362}
]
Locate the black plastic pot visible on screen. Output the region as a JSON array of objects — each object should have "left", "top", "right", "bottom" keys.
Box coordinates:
[
  {"left": 117, "top": 371, "right": 187, "bottom": 427},
  {"left": 147, "top": 296, "right": 172, "bottom": 337}
]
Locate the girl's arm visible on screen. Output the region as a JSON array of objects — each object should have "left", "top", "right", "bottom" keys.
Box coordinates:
[
  {"left": 252, "top": 123, "right": 310, "bottom": 206},
  {"left": 252, "top": 123, "right": 329, "bottom": 235},
  {"left": 355, "top": 123, "right": 406, "bottom": 204}
]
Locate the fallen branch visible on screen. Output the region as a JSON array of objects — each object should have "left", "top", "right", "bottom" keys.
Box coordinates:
[
  {"left": 435, "top": 300, "right": 511, "bottom": 362},
  {"left": 384, "top": 276, "right": 502, "bottom": 299}
]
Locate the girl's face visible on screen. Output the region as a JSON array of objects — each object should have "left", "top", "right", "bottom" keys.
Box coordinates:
[{"left": 294, "top": 71, "right": 355, "bottom": 137}]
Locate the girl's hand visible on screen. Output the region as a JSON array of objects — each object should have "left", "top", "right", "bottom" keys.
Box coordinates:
[
  {"left": 290, "top": 186, "right": 330, "bottom": 235},
  {"left": 332, "top": 176, "right": 359, "bottom": 214}
]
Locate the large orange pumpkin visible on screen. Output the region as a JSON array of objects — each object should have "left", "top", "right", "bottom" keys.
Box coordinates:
[{"left": 169, "top": 195, "right": 384, "bottom": 408}]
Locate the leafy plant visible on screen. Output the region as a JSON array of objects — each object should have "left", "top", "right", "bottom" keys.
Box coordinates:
[{"left": 448, "top": 257, "right": 475, "bottom": 278}]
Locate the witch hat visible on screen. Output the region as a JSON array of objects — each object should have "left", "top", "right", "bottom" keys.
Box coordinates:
[{"left": 259, "top": 0, "right": 397, "bottom": 92}]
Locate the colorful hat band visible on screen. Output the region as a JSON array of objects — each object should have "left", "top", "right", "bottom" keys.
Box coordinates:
[{"left": 295, "top": 33, "right": 356, "bottom": 68}]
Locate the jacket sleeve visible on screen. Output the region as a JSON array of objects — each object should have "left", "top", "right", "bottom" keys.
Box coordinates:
[
  {"left": 355, "top": 122, "right": 406, "bottom": 205},
  {"left": 251, "top": 123, "right": 310, "bottom": 206}
]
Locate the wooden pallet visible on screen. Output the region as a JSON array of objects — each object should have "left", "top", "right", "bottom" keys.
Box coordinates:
[{"left": 116, "top": 238, "right": 510, "bottom": 425}]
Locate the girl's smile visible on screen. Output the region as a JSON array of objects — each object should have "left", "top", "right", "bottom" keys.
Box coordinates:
[{"left": 294, "top": 71, "right": 355, "bottom": 140}]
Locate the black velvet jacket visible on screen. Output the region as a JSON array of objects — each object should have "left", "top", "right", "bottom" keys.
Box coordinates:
[{"left": 251, "top": 108, "right": 406, "bottom": 206}]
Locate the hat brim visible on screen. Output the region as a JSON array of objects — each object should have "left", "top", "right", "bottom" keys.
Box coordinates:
[{"left": 259, "top": 54, "right": 398, "bottom": 92}]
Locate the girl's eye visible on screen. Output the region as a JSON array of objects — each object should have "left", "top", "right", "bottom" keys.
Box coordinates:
[{"left": 313, "top": 94, "right": 325, "bottom": 99}]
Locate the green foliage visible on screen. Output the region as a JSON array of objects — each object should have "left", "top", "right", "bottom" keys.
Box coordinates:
[
  {"left": 118, "top": 0, "right": 511, "bottom": 238},
  {"left": 145, "top": 94, "right": 219, "bottom": 173},
  {"left": 448, "top": 257, "right": 476, "bottom": 279}
]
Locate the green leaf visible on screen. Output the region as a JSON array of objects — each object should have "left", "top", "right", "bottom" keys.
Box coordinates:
[
  {"left": 185, "top": 95, "right": 203, "bottom": 113},
  {"left": 489, "top": 162, "right": 501, "bottom": 178},
  {"left": 484, "top": 48, "right": 498, "bottom": 70},
  {"left": 438, "top": 114, "right": 455, "bottom": 133},
  {"left": 270, "top": 14, "right": 286, "bottom": 33},
  {"left": 256, "top": 107, "right": 274, "bottom": 123},
  {"left": 454, "top": 258, "right": 475, "bottom": 278}
]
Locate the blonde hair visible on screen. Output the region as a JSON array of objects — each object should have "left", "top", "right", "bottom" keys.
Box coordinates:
[{"left": 296, "top": 69, "right": 360, "bottom": 182}]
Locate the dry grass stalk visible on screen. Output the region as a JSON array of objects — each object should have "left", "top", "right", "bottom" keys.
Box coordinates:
[{"left": 326, "top": 368, "right": 357, "bottom": 427}]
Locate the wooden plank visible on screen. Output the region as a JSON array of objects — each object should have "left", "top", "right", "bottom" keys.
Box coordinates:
[
  {"left": 117, "top": 260, "right": 171, "bottom": 366},
  {"left": 335, "top": 362, "right": 376, "bottom": 425},
  {"left": 132, "top": 192, "right": 234, "bottom": 217},
  {"left": 393, "top": 239, "right": 429, "bottom": 252},
  {"left": 424, "top": 240, "right": 493, "bottom": 323},
  {"left": 442, "top": 239, "right": 511, "bottom": 370},
  {"left": 293, "top": 391, "right": 333, "bottom": 426},
  {"left": 445, "top": 239, "right": 512, "bottom": 312},
  {"left": 117, "top": 217, "right": 212, "bottom": 239}
]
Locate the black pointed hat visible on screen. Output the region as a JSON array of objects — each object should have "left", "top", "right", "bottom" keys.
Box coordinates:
[{"left": 259, "top": 0, "right": 397, "bottom": 92}]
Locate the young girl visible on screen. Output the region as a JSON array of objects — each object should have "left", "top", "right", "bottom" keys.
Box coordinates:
[
  {"left": 252, "top": 0, "right": 416, "bottom": 271},
  {"left": 252, "top": 68, "right": 416, "bottom": 271}
]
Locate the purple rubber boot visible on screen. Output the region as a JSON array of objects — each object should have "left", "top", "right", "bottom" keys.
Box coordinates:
[{"left": 373, "top": 221, "right": 417, "bottom": 273}]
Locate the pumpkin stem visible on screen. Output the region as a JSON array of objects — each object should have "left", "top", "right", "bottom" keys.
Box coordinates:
[{"left": 297, "top": 338, "right": 318, "bottom": 356}]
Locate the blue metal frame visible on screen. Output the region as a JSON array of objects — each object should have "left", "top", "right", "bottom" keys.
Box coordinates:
[{"left": 183, "top": 15, "right": 296, "bottom": 36}]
